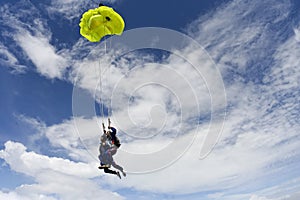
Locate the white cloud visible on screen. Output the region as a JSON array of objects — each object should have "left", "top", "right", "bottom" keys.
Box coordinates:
[
  {"left": 0, "top": 43, "right": 26, "bottom": 73},
  {"left": 15, "top": 31, "right": 68, "bottom": 79},
  {"left": 0, "top": 190, "right": 56, "bottom": 200},
  {"left": 16, "top": 115, "right": 101, "bottom": 163},
  {"left": 282, "top": 192, "right": 300, "bottom": 200},
  {"left": 249, "top": 195, "right": 274, "bottom": 200},
  {"left": 267, "top": 31, "right": 300, "bottom": 92},
  {"left": 0, "top": 141, "right": 95, "bottom": 178},
  {"left": 293, "top": 28, "right": 300, "bottom": 42},
  {"left": 48, "top": 0, "right": 120, "bottom": 21},
  {"left": 47, "top": 0, "right": 87, "bottom": 21},
  {"left": 255, "top": 178, "right": 300, "bottom": 200},
  {"left": 45, "top": 117, "right": 100, "bottom": 162},
  {"left": 0, "top": 141, "right": 124, "bottom": 200}
]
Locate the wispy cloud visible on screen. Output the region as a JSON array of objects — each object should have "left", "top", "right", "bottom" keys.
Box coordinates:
[
  {"left": 0, "top": 43, "right": 26, "bottom": 73},
  {"left": 190, "top": 0, "right": 293, "bottom": 78},
  {"left": 47, "top": 0, "right": 121, "bottom": 21},
  {"left": 15, "top": 31, "right": 68, "bottom": 79},
  {"left": 0, "top": 1, "right": 69, "bottom": 79},
  {"left": 294, "top": 28, "right": 300, "bottom": 42}
]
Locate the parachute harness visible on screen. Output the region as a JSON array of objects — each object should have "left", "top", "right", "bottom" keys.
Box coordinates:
[{"left": 97, "top": 33, "right": 113, "bottom": 124}]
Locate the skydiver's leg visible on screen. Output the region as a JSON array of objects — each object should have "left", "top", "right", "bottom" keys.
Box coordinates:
[
  {"left": 104, "top": 148, "right": 126, "bottom": 176},
  {"left": 108, "top": 146, "right": 118, "bottom": 156},
  {"left": 98, "top": 153, "right": 111, "bottom": 168},
  {"left": 98, "top": 155, "right": 103, "bottom": 165},
  {"left": 99, "top": 155, "right": 121, "bottom": 178},
  {"left": 103, "top": 167, "right": 121, "bottom": 179},
  {"left": 103, "top": 151, "right": 126, "bottom": 177},
  {"left": 111, "top": 161, "right": 126, "bottom": 176},
  {"left": 103, "top": 167, "right": 116, "bottom": 174},
  {"left": 111, "top": 161, "right": 123, "bottom": 172}
]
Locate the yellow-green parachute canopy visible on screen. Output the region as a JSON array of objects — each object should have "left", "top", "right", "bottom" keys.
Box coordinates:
[{"left": 79, "top": 6, "right": 125, "bottom": 42}]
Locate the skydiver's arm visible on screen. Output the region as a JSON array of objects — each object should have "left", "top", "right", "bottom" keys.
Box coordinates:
[
  {"left": 102, "top": 123, "right": 106, "bottom": 134},
  {"left": 107, "top": 118, "right": 116, "bottom": 135},
  {"left": 108, "top": 118, "right": 111, "bottom": 128}
]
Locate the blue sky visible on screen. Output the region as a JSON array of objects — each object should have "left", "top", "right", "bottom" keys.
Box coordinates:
[{"left": 1, "top": 0, "right": 300, "bottom": 199}]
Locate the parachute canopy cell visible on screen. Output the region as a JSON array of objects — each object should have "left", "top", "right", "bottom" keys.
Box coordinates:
[{"left": 79, "top": 6, "right": 125, "bottom": 42}]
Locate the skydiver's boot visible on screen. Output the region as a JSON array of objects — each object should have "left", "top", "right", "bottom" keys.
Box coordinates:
[
  {"left": 116, "top": 171, "right": 121, "bottom": 179},
  {"left": 98, "top": 164, "right": 111, "bottom": 169},
  {"left": 121, "top": 171, "right": 126, "bottom": 177}
]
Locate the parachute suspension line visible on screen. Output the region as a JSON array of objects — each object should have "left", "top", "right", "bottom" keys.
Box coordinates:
[
  {"left": 102, "top": 25, "right": 113, "bottom": 119},
  {"left": 99, "top": 26, "right": 108, "bottom": 124},
  {"left": 99, "top": 56, "right": 105, "bottom": 123},
  {"left": 108, "top": 38, "right": 112, "bottom": 118},
  {"left": 105, "top": 38, "right": 112, "bottom": 118},
  {"left": 104, "top": 37, "right": 113, "bottom": 118},
  {"left": 93, "top": 47, "right": 102, "bottom": 125}
]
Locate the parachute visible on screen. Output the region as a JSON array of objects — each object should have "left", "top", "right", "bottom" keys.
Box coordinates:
[{"left": 79, "top": 5, "right": 125, "bottom": 42}]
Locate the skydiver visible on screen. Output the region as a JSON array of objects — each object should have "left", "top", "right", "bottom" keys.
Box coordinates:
[
  {"left": 104, "top": 119, "right": 126, "bottom": 176},
  {"left": 98, "top": 131, "right": 121, "bottom": 179},
  {"left": 98, "top": 120, "right": 126, "bottom": 178}
]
